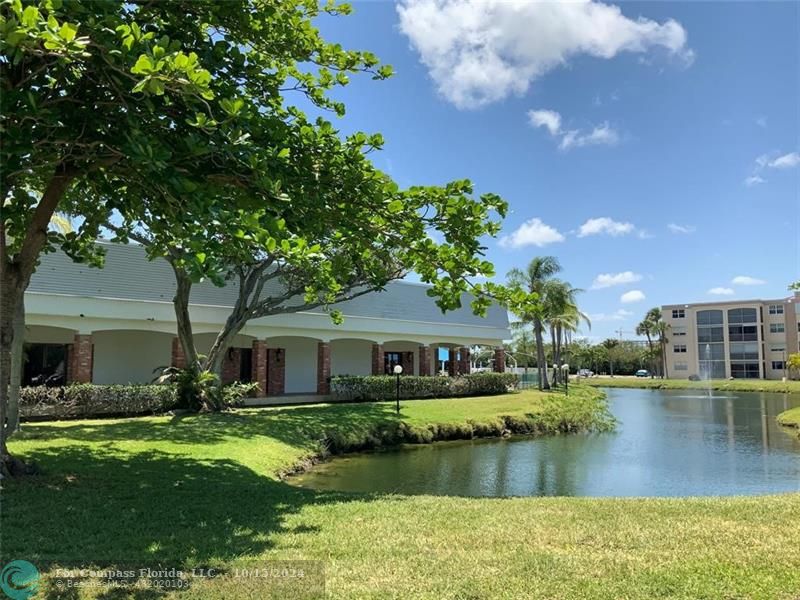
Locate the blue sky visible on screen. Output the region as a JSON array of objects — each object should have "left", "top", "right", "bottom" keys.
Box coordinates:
[{"left": 311, "top": 1, "right": 799, "bottom": 340}]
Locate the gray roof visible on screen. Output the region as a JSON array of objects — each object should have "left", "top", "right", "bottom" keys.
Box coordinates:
[{"left": 28, "top": 242, "right": 509, "bottom": 329}]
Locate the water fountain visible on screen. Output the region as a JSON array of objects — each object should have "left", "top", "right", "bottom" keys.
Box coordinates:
[{"left": 702, "top": 343, "right": 713, "bottom": 398}]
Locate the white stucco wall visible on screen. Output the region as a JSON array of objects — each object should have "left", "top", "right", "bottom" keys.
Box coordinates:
[
  {"left": 267, "top": 336, "right": 318, "bottom": 393},
  {"left": 25, "top": 325, "right": 75, "bottom": 344},
  {"left": 330, "top": 339, "right": 372, "bottom": 376},
  {"left": 92, "top": 330, "right": 172, "bottom": 384}
]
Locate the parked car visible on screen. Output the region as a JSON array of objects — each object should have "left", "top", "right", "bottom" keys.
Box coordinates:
[
  {"left": 578, "top": 369, "right": 594, "bottom": 377},
  {"left": 635, "top": 369, "right": 650, "bottom": 378}
]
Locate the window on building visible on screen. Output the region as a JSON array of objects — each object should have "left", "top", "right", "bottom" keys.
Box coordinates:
[
  {"left": 672, "top": 309, "right": 685, "bottom": 319},
  {"left": 672, "top": 326, "right": 687, "bottom": 337},
  {"left": 768, "top": 304, "right": 784, "bottom": 315},
  {"left": 771, "top": 361, "right": 786, "bottom": 371},
  {"left": 770, "top": 323, "right": 785, "bottom": 333},
  {"left": 727, "top": 308, "right": 758, "bottom": 324},
  {"left": 771, "top": 345, "right": 785, "bottom": 353},
  {"left": 728, "top": 325, "right": 758, "bottom": 342},
  {"left": 730, "top": 362, "right": 760, "bottom": 379},
  {"left": 697, "top": 310, "right": 725, "bottom": 379},
  {"left": 23, "top": 343, "right": 67, "bottom": 387},
  {"left": 384, "top": 352, "right": 402, "bottom": 374},
  {"left": 674, "top": 362, "right": 688, "bottom": 371},
  {"left": 729, "top": 342, "right": 759, "bottom": 361},
  {"left": 673, "top": 344, "right": 687, "bottom": 353}
]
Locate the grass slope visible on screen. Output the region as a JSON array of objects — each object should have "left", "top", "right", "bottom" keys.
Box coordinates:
[
  {"left": 777, "top": 407, "right": 800, "bottom": 439},
  {"left": 3, "top": 386, "right": 799, "bottom": 599},
  {"left": 583, "top": 376, "right": 800, "bottom": 394}
]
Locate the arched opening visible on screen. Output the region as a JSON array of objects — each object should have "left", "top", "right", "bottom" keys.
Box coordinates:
[
  {"left": 263, "top": 335, "right": 322, "bottom": 394},
  {"left": 92, "top": 330, "right": 174, "bottom": 384},
  {"left": 330, "top": 338, "right": 375, "bottom": 377},
  {"left": 22, "top": 325, "right": 76, "bottom": 386}
]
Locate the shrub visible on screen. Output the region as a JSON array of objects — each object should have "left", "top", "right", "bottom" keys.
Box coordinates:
[
  {"left": 330, "top": 373, "right": 518, "bottom": 402},
  {"left": 20, "top": 384, "right": 179, "bottom": 419}
]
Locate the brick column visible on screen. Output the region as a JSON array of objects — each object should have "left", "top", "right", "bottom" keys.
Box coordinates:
[
  {"left": 171, "top": 337, "right": 186, "bottom": 369},
  {"left": 418, "top": 346, "right": 431, "bottom": 376},
  {"left": 221, "top": 348, "right": 241, "bottom": 385},
  {"left": 317, "top": 342, "right": 331, "bottom": 394},
  {"left": 267, "top": 348, "right": 285, "bottom": 395},
  {"left": 371, "top": 343, "right": 384, "bottom": 375},
  {"left": 448, "top": 347, "right": 457, "bottom": 376},
  {"left": 69, "top": 334, "right": 93, "bottom": 383},
  {"left": 493, "top": 347, "right": 506, "bottom": 373},
  {"left": 251, "top": 340, "right": 268, "bottom": 397},
  {"left": 459, "top": 346, "right": 471, "bottom": 375}
]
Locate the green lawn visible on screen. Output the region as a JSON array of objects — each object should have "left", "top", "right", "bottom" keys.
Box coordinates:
[
  {"left": 582, "top": 376, "right": 800, "bottom": 394},
  {"left": 778, "top": 407, "right": 800, "bottom": 439},
  {"left": 3, "top": 386, "right": 800, "bottom": 599}
]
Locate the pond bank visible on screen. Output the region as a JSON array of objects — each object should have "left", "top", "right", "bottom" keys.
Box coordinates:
[
  {"left": 4, "top": 386, "right": 800, "bottom": 599},
  {"left": 582, "top": 377, "right": 800, "bottom": 394},
  {"left": 778, "top": 407, "right": 800, "bottom": 438}
]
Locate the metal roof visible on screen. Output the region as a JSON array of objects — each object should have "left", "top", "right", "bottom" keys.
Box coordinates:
[{"left": 28, "top": 242, "right": 509, "bottom": 329}]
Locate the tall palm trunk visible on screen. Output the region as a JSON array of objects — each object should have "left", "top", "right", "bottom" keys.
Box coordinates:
[
  {"left": 644, "top": 332, "right": 655, "bottom": 378},
  {"left": 549, "top": 325, "right": 558, "bottom": 386},
  {"left": 534, "top": 318, "right": 549, "bottom": 390}
]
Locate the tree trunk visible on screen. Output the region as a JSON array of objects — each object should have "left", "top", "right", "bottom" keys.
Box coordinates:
[
  {"left": 534, "top": 319, "right": 549, "bottom": 390},
  {"left": 171, "top": 266, "right": 199, "bottom": 369},
  {"left": 549, "top": 326, "right": 558, "bottom": 386},
  {"left": 8, "top": 297, "right": 25, "bottom": 434},
  {"left": 645, "top": 333, "right": 655, "bottom": 378}
]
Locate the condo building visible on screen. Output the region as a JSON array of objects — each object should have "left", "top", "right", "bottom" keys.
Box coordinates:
[{"left": 662, "top": 293, "right": 800, "bottom": 380}]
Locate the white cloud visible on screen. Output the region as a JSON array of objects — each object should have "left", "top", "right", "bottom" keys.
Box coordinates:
[
  {"left": 578, "top": 217, "right": 635, "bottom": 237},
  {"left": 746, "top": 151, "right": 800, "bottom": 186},
  {"left": 499, "top": 218, "right": 565, "bottom": 249},
  {"left": 528, "top": 109, "right": 562, "bottom": 136},
  {"left": 590, "top": 308, "right": 634, "bottom": 322},
  {"left": 755, "top": 116, "right": 767, "bottom": 128},
  {"left": 560, "top": 122, "right": 620, "bottom": 150},
  {"left": 708, "top": 287, "right": 734, "bottom": 296},
  {"left": 731, "top": 275, "right": 766, "bottom": 286},
  {"left": 528, "top": 109, "right": 620, "bottom": 151},
  {"left": 768, "top": 152, "right": 800, "bottom": 169},
  {"left": 667, "top": 223, "right": 696, "bottom": 234},
  {"left": 591, "top": 271, "right": 642, "bottom": 289},
  {"left": 620, "top": 290, "right": 646, "bottom": 303},
  {"left": 397, "top": 0, "right": 693, "bottom": 109}
]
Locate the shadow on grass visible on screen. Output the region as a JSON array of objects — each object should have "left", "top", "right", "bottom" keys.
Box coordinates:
[
  {"left": 14, "top": 402, "right": 405, "bottom": 449},
  {"left": 1, "top": 445, "right": 366, "bottom": 598}
]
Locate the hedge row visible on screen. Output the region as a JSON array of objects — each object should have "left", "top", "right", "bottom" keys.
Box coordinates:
[
  {"left": 20, "top": 384, "right": 179, "bottom": 419},
  {"left": 330, "top": 372, "right": 519, "bottom": 402}
]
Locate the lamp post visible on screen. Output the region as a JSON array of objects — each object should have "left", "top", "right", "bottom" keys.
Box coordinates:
[
  {"left": 561, "top": 364, "right": 570, "bottom": 396},
  {"left": 393, "top": 364, "right": 403, "bottom": 414}
]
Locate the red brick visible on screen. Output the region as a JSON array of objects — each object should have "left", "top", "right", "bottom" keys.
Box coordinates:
[
  {"left": 447, "top": 348, "right": 457, "bottom": 377},
  {"left": 418, "top": 346, "right": 431, "bottom": 376},
  {"left": 221, "top": 348, "right": 241, "bottom": 385},
  {"left": 68, "top": 334, "right": 93, "bottom": 383},
  {"left": 371, "top": 343, "right": 384, "bottom": 375},
  {"left": 171, "top": 337, "right": 186, "bottom": 369},
  {"left": 493, "top": 347, "right": 506, "bottom": 373},
  {"left": 458, "top": 346, "right": 471, "bottom": 376},
  {"left": 251, "top": 340, "right": 268, "bottom": 397},
  {"left": 267, "top": 347, "right": 285, "bottom": 395}
]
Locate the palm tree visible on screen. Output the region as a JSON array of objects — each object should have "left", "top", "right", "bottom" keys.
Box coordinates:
[
  {"left": 544, "top": 280, "right": 590, "bottom": 385},
  {"left": 636, "top": 307, "right": 661, "bottom": 378},
  {"left": 602, "top": 338, "right": 620, "bottom": 376},
  {"left": 507, "top": 256, "right": 562, "bottom": 390},
  {"left": 653, "top": 319, "right": 670, "bottom": 379}
]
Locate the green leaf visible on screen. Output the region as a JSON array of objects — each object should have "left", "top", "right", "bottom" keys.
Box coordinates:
[
  {"left": 21, "top": 5, "right": 39, "bottom": 27},
  {"left": 387, "top": 200, "right": 403, "bottom": 214},
  {"left": 131, "top": 55, "right": 154, "bottom": 75},
  {"left": 59, "top": 22, "right": 77, "bottom": 42}
]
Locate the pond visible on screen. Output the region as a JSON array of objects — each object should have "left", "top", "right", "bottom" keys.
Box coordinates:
[{"left": 291, "top": 388, "right": 800, "bottom": 497}]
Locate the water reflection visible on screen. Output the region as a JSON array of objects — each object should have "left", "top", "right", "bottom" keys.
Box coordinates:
[{"left": 291, "top": 389, "right": 800, "bottom": 497}]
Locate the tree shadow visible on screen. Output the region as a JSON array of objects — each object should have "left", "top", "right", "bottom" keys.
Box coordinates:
[
  {"left": 1, "top": 446, "right": 364, "bottom": 598},
  {"left": 14, "top": 402, "right": 405, "bottom": 451}
]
